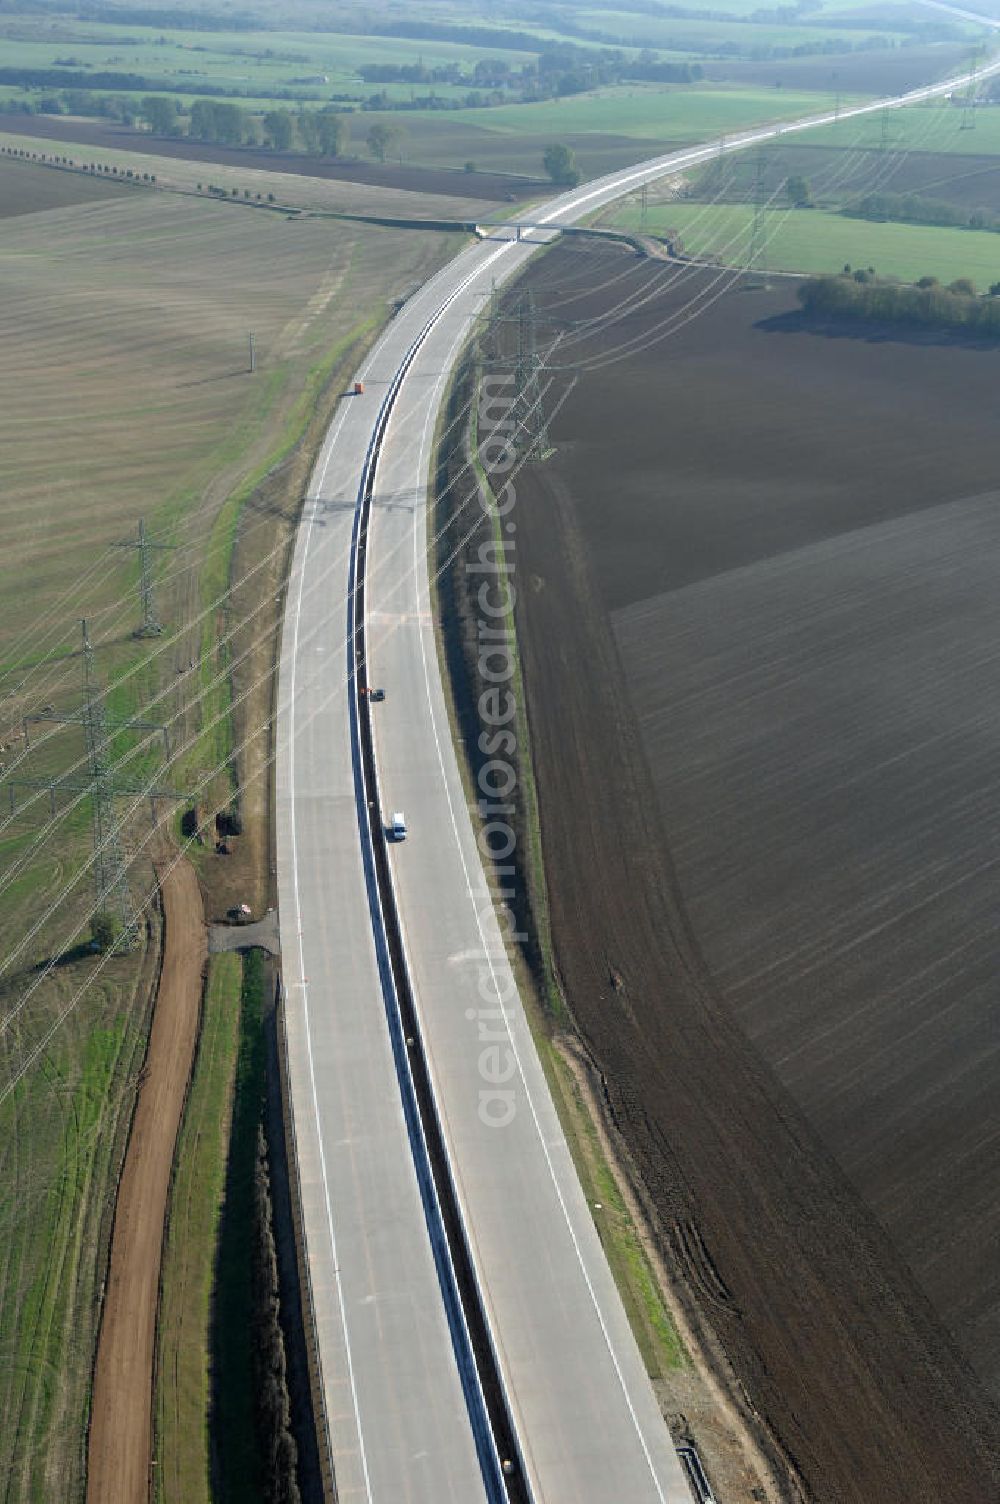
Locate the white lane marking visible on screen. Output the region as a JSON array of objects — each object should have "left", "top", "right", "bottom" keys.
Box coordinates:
[
  {"left": 288, "top": 408, "right": 374, "bottom": 1501},
  {"left": 286, "top": 51, "right": 1000, "bottom": 1500},
  {"left": 399, "top": 310, "right": 676, "bottom": 1501}
]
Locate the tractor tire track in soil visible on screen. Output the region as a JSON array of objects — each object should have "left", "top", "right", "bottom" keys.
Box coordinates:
[
  {"left": 86, "top": 859, "right": 206, "bottom": 1504},
  {"left": 506, "top": 247, "right": 1000, "bottom": 1502}
]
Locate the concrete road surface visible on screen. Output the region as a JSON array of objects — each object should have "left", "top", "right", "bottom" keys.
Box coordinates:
[{"left": 276, "top": 49, "right": 1000, "bottom": 1504}]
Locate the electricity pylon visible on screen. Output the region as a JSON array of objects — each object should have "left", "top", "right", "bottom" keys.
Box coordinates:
[
  {"left": 480, "top": 288, "right": 554, "bottom": 460},
  {"left": 961, "top": 49, "right": 980, "bottom": 131},
  {"left": 514, "top": 290, "right": 550, "bottom": 460},
  {"left": 115, "top": 517, "right": 172, "bottom": 637},
  {"left": 746, "top": 149, "right": 769, "bottom": 286},
  {"left": 7, "top": 620, "right": 181, "bottom": 949}
]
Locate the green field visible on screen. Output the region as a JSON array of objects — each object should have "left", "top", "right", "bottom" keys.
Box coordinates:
[
  {"left": 571, "top": 7, "right": 936, "bottom": 52},
  {"left": 0, "top": 17, "right": 539, "bottom": 99},
  {"left": 608, "top": 197, "right": 1000, "bottom": 284},
  {"left": 0, "top": 0, "right": 945, "bottom": 161},
  {"left": 439, "top": 83, "right": 856, "bottom": 142},
  {"left": 801, "top": 100, "right": 1000, "bottom": 156}
]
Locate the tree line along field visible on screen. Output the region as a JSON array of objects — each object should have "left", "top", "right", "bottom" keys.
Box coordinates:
[
  {"left": 0, "top": 160, "right": 461, "bottom": 1501},
  {"left": 505, "top": 239, "right": 1000, "bottom": 1500}
]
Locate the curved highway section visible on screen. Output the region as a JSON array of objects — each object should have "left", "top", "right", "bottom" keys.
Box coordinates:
[{"left": 275, "top": 51, "right": 1000, "bottom": 1504}]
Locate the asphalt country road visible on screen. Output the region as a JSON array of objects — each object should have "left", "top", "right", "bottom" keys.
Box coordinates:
[{"left": 274, "top": 42, "right": 1000, "bottom": 1504}]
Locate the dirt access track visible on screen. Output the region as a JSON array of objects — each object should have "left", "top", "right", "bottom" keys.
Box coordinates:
[
  {"left": 87, "top": 860, "right": 206, "bottom": 1504},
  {"left": 507, "top": 243, "right": 1000, "bottom": 1502}
]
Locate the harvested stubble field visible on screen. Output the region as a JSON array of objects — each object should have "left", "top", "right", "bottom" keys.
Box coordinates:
[
  {"left": 0, "top": 162, "right": 460, "bottom": 1501},
  {"left": 0, "top": 153, "right": 129, "bottom": 217},
  {"left": 0, "top": 122, "right": 503, "bottom": 221},
  {"left": 508, "top": 241, "right": 1000, "bottom": 1501},
  {"left": 0, "top": 114, "right": 545, "bottom": 207}
]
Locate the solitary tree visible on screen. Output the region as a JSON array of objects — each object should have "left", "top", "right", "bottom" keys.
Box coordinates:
[
  {"left": 317, "top": 112, "right": 345, "bottom": 156},
  {"left": 263, "top": 109, "right": 294, "bottom": 151},
  {"left": 140, "top": 95, "right": 177, "bottom": 136},
  {"left": 784, "top": 173, "right": 811, "bottom": 207},
  {"left": 367, "top": 121, "right": 402, "bottom": 162},
  {"left": 189, "top": 99, "right": 247, "bottom": 146},
  {"left": 543, "top": 142, "right": 580, "bottom": 185},
  {"left": 297, "top": 110, "right": 320, "bottom": 153}
]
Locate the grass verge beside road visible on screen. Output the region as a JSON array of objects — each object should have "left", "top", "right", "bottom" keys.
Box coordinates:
[
  {"left": 154, "top": 951, "right": 241, "bottom": 1504},
  {"left": 431, "top": 351, "right": 686, "bottom": 1388}
]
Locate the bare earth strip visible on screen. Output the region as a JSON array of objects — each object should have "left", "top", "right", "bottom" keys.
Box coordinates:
[{"left": 86, "top": 859, "right": 206, "bottom": 1504}]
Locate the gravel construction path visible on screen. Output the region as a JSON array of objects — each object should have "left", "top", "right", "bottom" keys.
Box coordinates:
[{"left": 86, "top": 860, "right": 206, "bottom": 1504}]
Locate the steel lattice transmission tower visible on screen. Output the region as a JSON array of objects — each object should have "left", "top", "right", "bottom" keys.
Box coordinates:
[
  {"left": 514, "top": 290, "right": 550, "bottom": 460},
  {"left": 79, "top": 622, "right": 137, "bottom": 943},
  {"left": 480, "top": 286, "right": 561, "bottom": 461},
  {"left": 746, "top": 148, "right": 769, "bottom": 286},
  {"left": 7, "top": 620, "right": 181, "bottom": 951},
  {"left": 480, "top": 277, "right": 504, "bottom": 364},
  {"left": 961, "top": 49, "right": 980, "bottom": 131},
  {"left": 115, "top": 517, "right": 172, "bottom": 637}
]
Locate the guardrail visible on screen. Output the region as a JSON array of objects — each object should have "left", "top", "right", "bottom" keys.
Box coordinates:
[
  {"left": 275, "top": 978, "right": 339, "bottom": 1503},
  {"left": 676, "top": 1443, "right": 717, "bottom": 1503},
  {"left": 346, "top": 309, "right": 531, "bottom": 1502}
]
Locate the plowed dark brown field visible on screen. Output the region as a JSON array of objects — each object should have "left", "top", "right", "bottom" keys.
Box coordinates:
[{"left": 510, "top": 242, "right": 1000, "bottom": 1501}]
